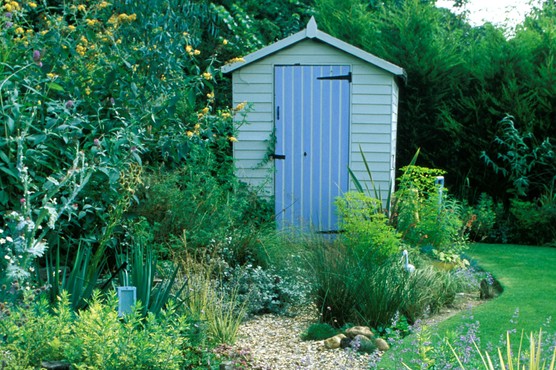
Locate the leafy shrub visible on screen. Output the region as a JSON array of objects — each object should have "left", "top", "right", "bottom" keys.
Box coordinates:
[
  {"left": 462, "top": 193, "right": 497, "bottom": 241},
  {"left": 336, "top": 192, "right": 402, "bottom": 263},
  {"left": 0, "top": 291, "right": 193, "bottom": 369},
  {"left": 227, "top": 263, "right": 310, "bottom": 316},
  {"left": 510, "top": 198, "right": 556, "bottom": 247},
  {"left": 302, "top": 323, "right": 339, "bottom": 341},
  {"left": 130, "top": 163, "right": 273, "bottom": 265},
  {"left": 393, "top": 165, "right": 468, "bottom": 265}
]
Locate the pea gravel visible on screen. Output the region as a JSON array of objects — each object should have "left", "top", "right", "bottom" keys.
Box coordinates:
[{"left": 232, "top": 311, "right": 376, "bottom": 369}]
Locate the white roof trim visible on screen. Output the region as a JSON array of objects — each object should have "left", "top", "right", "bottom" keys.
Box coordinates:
[{"left": 221, "top": 16, "right": 405, "bottom": 78}]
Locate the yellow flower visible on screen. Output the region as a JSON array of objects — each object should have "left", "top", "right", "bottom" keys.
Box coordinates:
[
  {"left": 182, "top": 32, "right": 189, "bottom": 37},
  {"left": 228, "top": 136, "right": 238, "bottom": 142},
  {"left": 226, "top": 57, "right": 246, "bottom": 64},
  {"left": 202, "top": 72, "right": 212, "bottom": 80},
  {"left": 194, "top": 123, "right": 200, "bottom": 130},
  {"left": 186, "top": 130, "right": 193, "bottom": 138},
  {"left": 98, "top": 1, "right": 110, "bottom": 9},
  {"left": 223, "top": 39, "right": 228, "bottom": 45},
  {"left": 28, "top": 2, "right": 37, "bottom": 8},
  {"left": 85, "top": 87, "right": 91, "bottom": 95},
  {"left": 67, "top": 25, "right": 76, "bottom": 32},
  {"left": 15, "top": 27, "right": 24, "bottom": 35},
  {"left": 80, "top": 36, "right": 88, "bottom": 44},
  {"left": 201, "top": 107, "right": 209, "bottom": 114},
  {"left": 221, "top": 112, "right": 231, "bottom": 119},
  {"left": 77, "top": 4, "right": 85, "bottom": 11},
  {"left": 40, "top": 29, "right": 48, "bottom": 35},
  {"left": 185, "top": 45, "right": 192, "bottom": 53},
  {"left": 46, "top": 73, "right": 57, "bottom": 79},
  {"left": 76, "top": 44, "right": 86, "bottom": 56},
  {"left": 207, "top": 91, "right": 214, "bottom": 99},
  {"left": 234, "top": 102, "right": 247, "bottom": 111},
  {"left": 108, "top": 14, "right": 118, "bottom": 25},
  {"left": 193, "top": 49, "right": 200, "bottom": 55},
  {"left": 86, "top": 19, "right": 99, "bottom": 27}
]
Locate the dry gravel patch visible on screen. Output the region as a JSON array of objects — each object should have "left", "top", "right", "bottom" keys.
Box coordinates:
[
  {"left": 231, "top": 293, "right": 484, "bottom": 369},
  {"left": 233, "top": 310, "right": 376, "bottom": 370}
]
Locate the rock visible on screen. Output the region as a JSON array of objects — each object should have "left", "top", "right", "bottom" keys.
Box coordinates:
[
  {"left": 340, "top": 337, "right": 352, "bottom": 349},
  {"left": 345, "top": 326, "right": 374, "bottom": 339},
  {"left": 324, "top": 334, "right": 346, "bottom": 349},
  {"left": 479, "top": 278, "right": 503, "bottom": 300},
  {"left": 374, "top": 338, "right": 390, "bottom": 351},
  {"left": 40, "top": 361, "right": 71, "bottom": 370}
]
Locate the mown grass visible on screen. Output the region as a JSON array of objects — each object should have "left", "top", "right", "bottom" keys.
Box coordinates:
[{"left": 379, "top": 243, "right": 556, "bottom": 368}]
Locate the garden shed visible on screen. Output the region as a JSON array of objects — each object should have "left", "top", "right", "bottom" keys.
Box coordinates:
[{"left": 222, "top": 17, "right": 406, "bottom": 233}]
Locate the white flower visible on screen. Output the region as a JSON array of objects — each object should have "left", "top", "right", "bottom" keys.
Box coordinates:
[
  {"left": 28, "top": 240, "right": 47, "bottom": 257},
  {"left": 4, "top": 255, "right": 10, "bottom": 260},
  {"left": 0, "top": 238, "right": 5, "bottom": 244},
  {"left": 6, "top": 236, "right": 13, "bottom": 243}
]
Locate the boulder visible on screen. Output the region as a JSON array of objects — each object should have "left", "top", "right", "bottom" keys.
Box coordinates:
[
  {"left": 345, "top": 326, "right": 374, "bottom": 339},
  {"left": 324, "top": 334, "right": 346, "bottom": 349},
  {"left": 340, "top": 337, "right": 352, "bottom": 349},
  {"left": 374, "top": 338, "right": 390, "bottom": 351}
]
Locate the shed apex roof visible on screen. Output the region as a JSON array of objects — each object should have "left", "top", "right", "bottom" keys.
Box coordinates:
[{"left": 221, "top": 16, "right": 406, "bottom": 78}]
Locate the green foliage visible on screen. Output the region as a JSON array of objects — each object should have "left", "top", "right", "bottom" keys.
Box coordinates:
[
  {"left": 462, "top": 193, "right": 497, "bottom": 241},
  {"left": 315, "top": 0, "right": 556, "bottom": 207},
  {"left": 393, "top": 165, "right": 468, "bottom": 265},
  {"left": 481, "top": 115, "right": 555, "bottom": 198},
  {"left": 130, "top": 163, "right": 273, "bottom": 265},
  {"left": 302, "top": 322, "right": 338, "bottom": 341},
  {"left": 304, "top": 236, "right": 470, "bottom": 329},
  {"left": 0, "top": 291, "right": 191, "bottom": 369},
  {"left": 509, "top": 198, "right": 556, "bottom": 247},
  {"left": 180, "top": 254, "right": 247, "bottom": 345},
  {"left": 227, "top": 263, "right": 309, "bottom": 316},
  {"left": 116, "top": 223, "right": 186, "bottom": 317},
  {"left": 211, "top": 0, "right": 314, "bottom": 54},
  {"left": 336, "top": 192, "right": 402, "bottom": 263}
]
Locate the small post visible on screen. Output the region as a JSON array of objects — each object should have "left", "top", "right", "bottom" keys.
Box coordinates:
[
  {"left": 435, "top": 176, "right": 445, "bottom": 208},
  {"left": 117, "top": 286, "right": 136, "bottom": 316}
]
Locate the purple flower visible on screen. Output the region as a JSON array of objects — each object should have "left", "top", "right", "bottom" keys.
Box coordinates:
[
  {"left": 4, "top": 21, "right": 13, "bottom": 28},
  {"left": 93, "top": 138, "right": 100, "bottom": 146},
  {"left": 33, "top": 50, "right": 41, "bottom": 62},
  {"left": 20, "top": 198, "right": 25, "bottom": 204},
  {"left": 65, "top": 100, "right": 74, "bottom": 109},
  {"left": 5, "top": 12, "right": 12, "bottom": 19}
]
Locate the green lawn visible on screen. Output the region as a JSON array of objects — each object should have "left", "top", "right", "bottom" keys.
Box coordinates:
[
  {"left": 437, "top": 243, "right": 556, "bottom": 341},
  {"left": 379, "top": 243, "right": 556, "bottom": 368}
]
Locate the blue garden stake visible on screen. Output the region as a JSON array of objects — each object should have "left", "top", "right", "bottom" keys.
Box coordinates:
[
  {"left": 435, "top": 176, "right": 445, "bottom": 209},
  {"left": 117, "top": 286, "right": 136, "bottom": 316}
]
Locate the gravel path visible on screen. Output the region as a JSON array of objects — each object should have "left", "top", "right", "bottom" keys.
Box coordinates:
[
  {"left": 233, "top": 310, "right": 376, "bottom": 369},
  {"left": 231, "top": 293, "right": 483, "bottom": 369}
]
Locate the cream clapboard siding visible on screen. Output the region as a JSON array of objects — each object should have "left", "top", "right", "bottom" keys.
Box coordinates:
[{"left": 232, "top": 38, "right": 400, "bottom": 201}]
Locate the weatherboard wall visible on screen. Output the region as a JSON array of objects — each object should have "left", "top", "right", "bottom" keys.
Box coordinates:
[{"left": 231, "top": 38, "right": 399, "bottom": 201}]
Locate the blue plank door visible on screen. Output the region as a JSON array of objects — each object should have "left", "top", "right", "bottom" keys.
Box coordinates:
[{"left": 274, "top": 65, "right": 351, "bottom": 232}]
